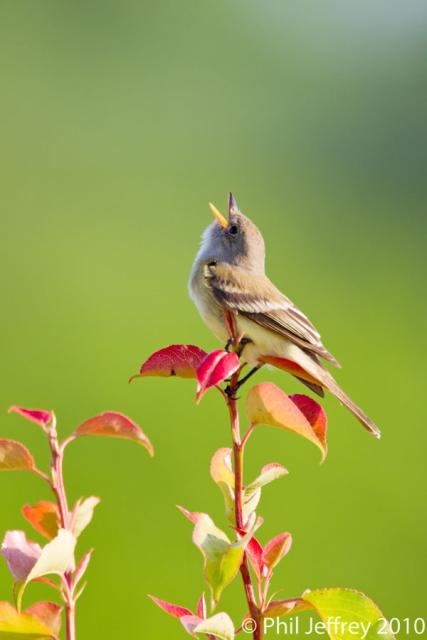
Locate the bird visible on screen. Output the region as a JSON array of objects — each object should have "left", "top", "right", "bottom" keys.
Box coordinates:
[{"left": 189, "top": 192, "right": 380, "bottom": 438}]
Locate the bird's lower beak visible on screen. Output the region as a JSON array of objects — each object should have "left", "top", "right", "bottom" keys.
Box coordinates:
[{"left": 209, "top": 202, "right": 228, "bottom": 229}]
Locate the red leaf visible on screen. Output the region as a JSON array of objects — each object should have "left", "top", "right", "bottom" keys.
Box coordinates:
[
  {"left": 245, "top": 536, "right": 265, "bottom": 581},
  {"left": 196, "top": 350, "right": 240, "bottom": 402},
  {"left": 148, "top": 595, "right": 193, "bottom": 619},
  {"left": 177, "top": 506, "right": 202, "bottom": 524},
  {"left": 9, "top": 406, "right": 52, "bottom": 429},
  {"left": 197, "top": 593, "right": 206, "bottom": 619},
  {"left": 290, "top": 394, "right": 328, "bottom": 456},
  {"left": 0, "top": 440, "right": 35, "bottom": 471},
  {"left": 132, "top": 344, "right": 207, "bottom": 380},
  {"left": 74, "top": 412, "right": 154, "bottom": 456},
  {"left": 22, "top": 502, "right": 59, "bottom": 540},
  {"left": 73, "top": 549, "right": 93, "bottom": 590},
  {"left": 262, "top": 532, "right": 292, "bottom": 571}
]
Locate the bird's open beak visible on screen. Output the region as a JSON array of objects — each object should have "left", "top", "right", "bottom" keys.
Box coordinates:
[{"left": 209, "top": 202, "right": 228, "bottom": 229}]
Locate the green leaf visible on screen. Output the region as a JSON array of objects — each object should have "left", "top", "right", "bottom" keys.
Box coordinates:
[
  {"left": 242, "top": 463, "right": 288, "bottom": 523},
  {"left": 242, "top": 486, "right": 261, "bottom": 524},
  {"left": 0, "top": 440, "right": 35, "bottom": 471},
  {"left": 192, "top": 514, "right": 244, "bottom": 607},
  {"left": 210, "top": 449, "right": 235, "bottom": 523},
  {"left": 302, "top": 588, "right": 395, "bottom": 639},
  {"left": 194, "top": 612, "right": 235, "bottom": 640},
  {"left": 0, "top": 600, "right": 57, "bottom": 638},
  {"left": 71, "top": 497, "right": 100, "bottom": 537},
  {"left": 246, "top": 463, "right": 288, "bottom": 492},
  {"left": 26, "top": 529, "right": 75, "bottom": 583},
  {"left": 15, "top": 530, "right": 76, "bottom": 610}
]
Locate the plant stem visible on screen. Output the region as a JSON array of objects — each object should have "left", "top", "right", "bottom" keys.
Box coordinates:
[
  {"left": 48, "top": 418, "right": 76, "bottom": 640},
  {"left": 227, "top": 370, "right": 263, "bottom": 640}
]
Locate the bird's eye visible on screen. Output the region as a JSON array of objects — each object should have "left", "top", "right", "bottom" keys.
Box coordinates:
[{"left": 228, "top": 225, "right": 238, "bottom": 235}]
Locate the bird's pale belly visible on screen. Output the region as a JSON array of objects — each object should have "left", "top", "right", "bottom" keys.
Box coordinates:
[
  {"left": 199, "top": 305, "right": 321, "bottom": 382},
  {"left": 236, "top": 315, "right": 308, "bottom": 365},
  {"left": 189, "top": 271, "right": 320, "bottom": 380}
]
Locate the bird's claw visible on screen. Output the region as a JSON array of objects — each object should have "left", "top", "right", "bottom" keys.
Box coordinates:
[
  {"left": 225, "top": 338, "right": 234, "bottom": 353},
  {"left": 224, "top": 336, "right": 252, "bottom": 357},
  {"left": 224, "top": 385, "right": 240, "bottom": 401}
]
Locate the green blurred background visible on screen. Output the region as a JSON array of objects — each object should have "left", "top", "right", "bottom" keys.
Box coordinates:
[{"left": 1, "top": 1, "right": 426, "bottom": 637}]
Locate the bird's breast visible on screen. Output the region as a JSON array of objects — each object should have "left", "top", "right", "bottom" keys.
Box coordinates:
[{"left": 189, "top": 262, "right": 229, "bottom": 343}]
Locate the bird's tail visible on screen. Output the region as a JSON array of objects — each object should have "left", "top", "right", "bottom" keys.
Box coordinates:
[
  {"left": 259, "top": 352, "right": 381, "bottom": 438},
  {"left": 319, "top": 369, "right": 381, "bottom": 439}
]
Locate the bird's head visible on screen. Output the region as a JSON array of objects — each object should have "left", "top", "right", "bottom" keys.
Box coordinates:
[{"left": 199, "top": 193, "right": 265, "bottom": 273}]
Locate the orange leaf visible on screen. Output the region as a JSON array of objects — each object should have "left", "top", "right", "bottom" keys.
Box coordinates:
[
  {"left": 262, "top": 532, "right": 292, "bottom": 571},
  {"left": 74, "top": 412, "right": 154, "bottom": 456},
  {"left": 246, "top": 383, "right": 326, "bottom": 461},
  {"left": 264, "top": 597, "right": 310, "bottom": 618},
  {"left": 26, "top": 601, "right": 62, "bottom": 636},
  {"left": 22, "top": 502, "right": 59, "bottom": 540},
  {"left": 259, "top": 356, "right": 323, "bottom": 386},
  {"left": 0, "top": 440, "right": 35, "bottom": 471}
]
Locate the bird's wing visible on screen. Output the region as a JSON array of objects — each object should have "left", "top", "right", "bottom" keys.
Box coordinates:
[{"left": 205, "top": 262, "right": 340, "bottom": 366}]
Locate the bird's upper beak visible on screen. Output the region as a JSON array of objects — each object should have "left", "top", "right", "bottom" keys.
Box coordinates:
[
  {"left": 209, "top": 202, "right": 228, "bottom": 229},
  {"left": 209, "top": 193, "right": 239, "bottom": 228}
]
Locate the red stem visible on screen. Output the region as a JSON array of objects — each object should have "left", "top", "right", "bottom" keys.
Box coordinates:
[
  {"left": 227, "top": 370, "right": 263, "bottom": 640},
  {"left": 48, "top": 419, "right": 76, "bottom": 640}
]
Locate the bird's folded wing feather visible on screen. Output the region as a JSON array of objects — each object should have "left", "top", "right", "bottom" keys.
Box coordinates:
[{"left": 206, "top": 262, "right": 340, "bottom": 367}]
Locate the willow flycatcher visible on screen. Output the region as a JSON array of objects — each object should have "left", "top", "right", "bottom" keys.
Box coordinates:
[{"left": 189, "top": 193, "right": 380, "bottom": 437}]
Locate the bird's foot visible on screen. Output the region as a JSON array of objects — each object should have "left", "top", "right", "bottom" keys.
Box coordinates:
[
  {"left": 224, "top": 338, "right": 234, "bottom": 353},
  {"left": 224, "top": 385, "right": 240, "bottom": 401},
  {"left": 224, "top": 336, "right": 252, "bottom": 357},
  {"left": 224, "top": 365, "right": 261, "bottom": 400}
]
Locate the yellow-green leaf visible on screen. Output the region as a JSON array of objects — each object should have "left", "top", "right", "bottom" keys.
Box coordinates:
[
  {"left": 210, "top": 449, "right": 235, "bottom": 523},
  {"left": 194, "top": 612, "right": 235, "bottom": 640},
  {"left": 192, "top": 514, "right": 243, "bottom": 607},
  {"left": 0, "top": 601, "right": 56, "bottom": 638},
  {"left": 71, "top": 497, "right": 100, "bottom": 537},
  {"left": 303, "top": 588, "right": 395, "bottom": 639}
]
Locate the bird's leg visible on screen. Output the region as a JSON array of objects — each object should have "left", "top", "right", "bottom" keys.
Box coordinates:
[
  {"left": 236, "top": 336, "right": 252, "bottom": 357},
  {"left": 224, "top": 365, "right": 262, "bottom": 400},
  {"left": 235, "top": 365, "right": 262, "bottom": 390}
]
